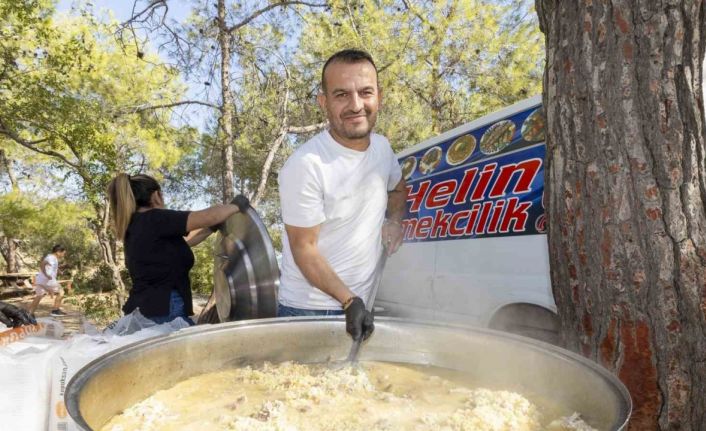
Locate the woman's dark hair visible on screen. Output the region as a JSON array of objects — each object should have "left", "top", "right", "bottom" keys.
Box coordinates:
[
  {"left": 51, "top": 244, "right": 66, "bottom": 253},
  {"left": 107, "top": 173, "right": 161, "bottom": 240}
]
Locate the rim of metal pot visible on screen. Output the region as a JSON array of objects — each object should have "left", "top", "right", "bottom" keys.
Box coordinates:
[
  {"left": 65, "top": 316, "right": 632, "bottom": 431},
  {"left": 213, "top": 206, "right": 280, "bottom": 321}
]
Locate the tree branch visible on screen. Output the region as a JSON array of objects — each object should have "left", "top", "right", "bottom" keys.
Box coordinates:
[
  {"left": 226, "top": 1, "right": 328, "bottom": 33},
  {"left": 0, "top": 120, "right": 80, "bottom": 170},
  {"left": 120, "top": 100, "right": 220, "bottom": 114},
  {"left": 401, "top": 0, "right": 429, "bottom": 26},
  {"left": 251, "top": 129, "right": 288, "bottom": 206},
  {"left": 287, "top": 122, "right": 327, "bottom": 134},
  {"left": 123, "top": 0, "right": 168, "bottom": 28},
  {"left": 251, "top": 55, "right": 292, "bottom": 205},
  {"left": 250, "top": 120, "right": 327, "bottom": 206}
]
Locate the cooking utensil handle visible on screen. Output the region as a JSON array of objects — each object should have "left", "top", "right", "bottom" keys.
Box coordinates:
[
  {"left": 346, "top": 338, "right": 363, "bottom": 362},
  {"left": 346, "top": 246, "right": 388, "bottom": 364},
  {"left": 365, "top": 246, "right": 388, "bottom": 312}
]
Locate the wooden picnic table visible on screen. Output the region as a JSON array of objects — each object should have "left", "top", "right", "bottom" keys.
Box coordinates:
[
  {"left": 0, "top": 273, "right": 34, "bottom": 300},
  {"left": 0, "top": 273, "right": 34, "bottom": 289}
]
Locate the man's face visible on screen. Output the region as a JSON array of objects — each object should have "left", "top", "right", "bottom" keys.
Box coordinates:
[{"left": 317, "top": 61, "right": 381, "bottom": 144}]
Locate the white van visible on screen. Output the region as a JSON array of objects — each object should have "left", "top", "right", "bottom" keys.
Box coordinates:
[{"left": 378, "top": 96, "right": 559, "bottom": 342}]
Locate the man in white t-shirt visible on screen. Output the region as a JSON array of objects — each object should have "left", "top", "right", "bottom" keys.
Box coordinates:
[
  {"left": 278, "top": 49, "right": 407, "bottom": 341},
  {"left": 28, "top": 244, "right": 72, "bottom": 316}
]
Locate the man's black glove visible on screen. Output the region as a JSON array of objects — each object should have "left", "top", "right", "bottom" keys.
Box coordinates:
[
  {"left": 231, "top": 194, "right": 250, "bottom": 213},
  {"left": 0, "top": 302, "right": 36, "bottom": 328},
  {"left": 344, "top": 297, "right": 374, "bottom": 341}
]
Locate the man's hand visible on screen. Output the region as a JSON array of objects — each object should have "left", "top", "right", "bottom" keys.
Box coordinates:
[
  {"left": 0, "top": 302, "right": 36, "bottom": 328},
  {"left": 381, "top": 219, "right": 403, "bottom": 255},
  {"left": 344, "top": 297, "right": 374, "bottom": 341}
]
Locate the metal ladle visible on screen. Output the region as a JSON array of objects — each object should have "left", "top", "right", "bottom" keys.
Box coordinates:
[{"left": 336, "top": 246, "right": 388, "bottom": 368}]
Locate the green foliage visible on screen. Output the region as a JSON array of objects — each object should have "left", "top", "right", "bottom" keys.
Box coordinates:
[
  {"left": 0, "top": 192, "right": 101, "bottom": 273},
  {"left": 176, "top": 2, "right": 316, "bottom": 206},
  {"left": 0, "top": 191, "right": 35, "bottom": 238},
  {"left": 1, "top": 2, "right": 198, "bottom": 299},
  {"left": 190, "top": 237, "right": 215, "bottom": 294},
  {"left": 1, "top": 0, "right": 55, "bottom": 83},
  {"left": 24, "top": 200, "right": 97, "bottom": 266},
  {"left": 1, "top": 4, "right": 191, "bottom": 199},
  {"left": 72, "top": 262, "right": 125, "bottom": 294},
  {"left": 2, "top": 1, "right": 544, "bottom": 312},
  {"left": 186, "top": 0, "right": 544, "bottom": 214},
  {"left": 298, "top": 0, "right": 544, "bottom": 148},
  {"left": 65, "top": 293, "right": 121, "bottom": 327}
]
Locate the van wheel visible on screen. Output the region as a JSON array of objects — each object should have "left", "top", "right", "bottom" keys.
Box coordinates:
[{"left": 489, "top": 304, "right": 559, "bottom": 345}]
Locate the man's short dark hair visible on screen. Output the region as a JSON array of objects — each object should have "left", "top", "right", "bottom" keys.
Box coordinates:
[
  {"left": 52, "top": 244, "right": 66, "bottom": 253},
  {"left": 321, "top": 49, "right": 378, "bottom": 92}
]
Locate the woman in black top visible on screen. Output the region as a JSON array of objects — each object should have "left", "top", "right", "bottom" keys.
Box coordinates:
[{"left": 107, "top": 173, "right": 247, "bottom": 324}]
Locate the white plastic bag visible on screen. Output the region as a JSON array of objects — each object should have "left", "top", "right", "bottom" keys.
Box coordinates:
[
  {"left": 48, "top": 310, "right": 190, "bottom": 431},
  {"left": 0, "top": 336, "right": 65, "bottom": 431},
  {"left": 0, "top": 317, "right": 65, "bottom": 347},
  {"left": 102, "top": 307, "right": 174, "bottom": 336}
]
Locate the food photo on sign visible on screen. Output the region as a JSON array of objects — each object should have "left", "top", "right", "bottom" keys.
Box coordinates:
[{"left": 399, "top": 105, "right": 546, "bottom": 243}]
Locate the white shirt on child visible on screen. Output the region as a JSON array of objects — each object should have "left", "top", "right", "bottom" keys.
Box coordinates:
[{"left": 35, "top": 253, "right": 58, "bottom": 286}]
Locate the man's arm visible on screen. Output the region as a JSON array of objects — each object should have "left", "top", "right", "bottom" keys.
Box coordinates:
[
  {"left": 382, "top": 179, "right": 407, "bottom": 254},
  {"left": 285, "top": 223, "right": 355, "bottom": 305}
]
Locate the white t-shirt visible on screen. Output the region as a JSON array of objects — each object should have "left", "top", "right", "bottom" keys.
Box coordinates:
[
  {"left": 278, "top": 130, "right": 402, "bottom": 309},
  {"left": 35, "top": 253, "right": 58, "bottom": 285}
]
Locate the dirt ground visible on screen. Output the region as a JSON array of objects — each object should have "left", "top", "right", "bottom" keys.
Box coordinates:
[{"left": 5, "top": 292, "right": 211, "bottom": 337}]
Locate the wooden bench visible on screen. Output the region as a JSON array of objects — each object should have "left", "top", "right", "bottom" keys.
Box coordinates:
[
  {"left": 0, "top": 273, "right": 34, "bottom": 288},
  {"left": 0, "top": 273, "right": 34, "bottom": 300}
]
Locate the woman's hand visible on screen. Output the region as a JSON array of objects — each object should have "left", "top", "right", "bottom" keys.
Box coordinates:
[
  {"left": 231, "top": 195, "right": 250, "bottom": 212},
  {"left": 186, "top": 195, "right": 251, "bottom": 232}
]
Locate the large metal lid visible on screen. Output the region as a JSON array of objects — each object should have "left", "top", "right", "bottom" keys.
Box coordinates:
[{"left": 213, "top": 207, "right": 279, "bottom": 322}]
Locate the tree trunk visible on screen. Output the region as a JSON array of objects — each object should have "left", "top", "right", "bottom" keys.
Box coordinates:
[
  {"left": 94, "top": 200, "right": 126, "bottom": 306},
  {"left": 6, "top": 238, "right": 17, "bottom": 273},
  {"left": 1, "top": 148, "right": 20, "bottom": 273},
  {"left": 217, "top": 0, "right": 235, "bottom": 203},
  {"left": 0, "top": 237, "right": 19, "bottom": 273},
  {"left": 537, "top": 1, "right": 706, "bottom": 429},
  {"left": 0, "top": 148, "right": 19, "bottom": 191}
]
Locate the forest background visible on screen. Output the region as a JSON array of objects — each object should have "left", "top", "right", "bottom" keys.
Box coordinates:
[{"left": 0, "top": 0, "right": 543, "bottom": 318}]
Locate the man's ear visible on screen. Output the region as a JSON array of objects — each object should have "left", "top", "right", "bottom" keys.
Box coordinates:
[
  {"left": 377, "top": 86, "right": 383, "bottom": 108},
  {"left": 316, "top": 91, "right": 326, "bottom": 112}
]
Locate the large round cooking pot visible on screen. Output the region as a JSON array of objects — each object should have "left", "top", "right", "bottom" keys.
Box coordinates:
[{"left": 66, "top": 317, "right": 631, "bottom": 430}]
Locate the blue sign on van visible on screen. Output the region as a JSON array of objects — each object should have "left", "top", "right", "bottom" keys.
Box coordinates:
[{"left": 400, "top": 105, "right": 546, "bottom": 243}]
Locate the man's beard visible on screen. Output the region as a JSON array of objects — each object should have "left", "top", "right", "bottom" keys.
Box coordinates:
[
  {"left": 333, "top": 112, "right": 377, "bottom": 140},
  {"left": 340, "top": 126, "right": 372, "bottom": 139}
]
